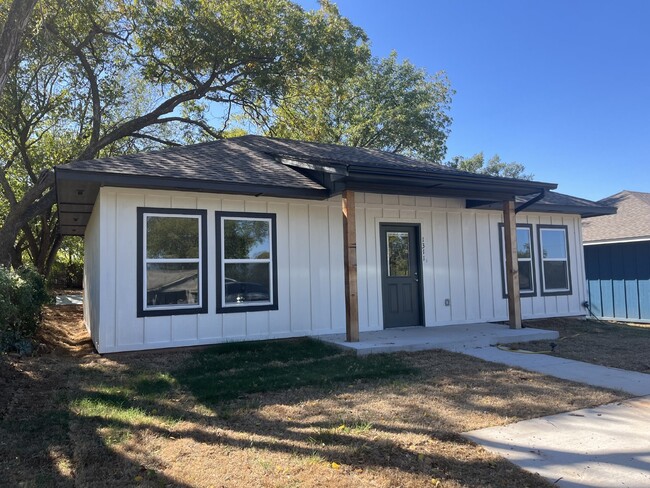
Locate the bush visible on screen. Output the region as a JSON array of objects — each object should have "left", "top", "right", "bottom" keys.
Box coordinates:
[
  {"left": 0, "top": 266, "right": 51, "bottom": 354},
  {"left": 47, "top": 260, "right": 83, "bottom": 289}
]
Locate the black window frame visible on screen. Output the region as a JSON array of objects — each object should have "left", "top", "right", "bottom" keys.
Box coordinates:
[
  {"left": 498, "top": 223, "right": 537, "bottom": 298},
  {"left": 137, "top": 207, "right": 208, "bottom": 317},
  {"left": 537, "top": 224, "right": 572, "bottom": 296},
  {"left": 216, "top": 211, "right": 279, "bottom": 313}
]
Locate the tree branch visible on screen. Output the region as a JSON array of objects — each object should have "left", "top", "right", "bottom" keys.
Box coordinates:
[
  {"left": 155, "top": 116, "right": 223, "bottom": 139},
  {"left": 131, "top": 133, "right": 181, "bottom": 147}
]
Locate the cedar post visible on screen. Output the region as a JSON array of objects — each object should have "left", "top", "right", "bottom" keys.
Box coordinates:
[
  {"left": 503, "top": 200, "right": 522, "bottom": 329},
  {"left": 342, "top": 190, "right": 359, "bottom": 342}
]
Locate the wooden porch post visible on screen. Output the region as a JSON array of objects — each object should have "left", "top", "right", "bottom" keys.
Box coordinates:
[
  {"left": 342, "top": 190, "right": 359, "bottom": 342},
  {"left": 503, "top": 200, "right": 522, "bottom": 329}
]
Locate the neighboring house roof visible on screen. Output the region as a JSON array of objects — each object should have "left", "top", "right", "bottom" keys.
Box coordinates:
[
  {"left": 582, "top": 190, "right": 650, "bottom": 244},
  {"left": 55, "top": 135, "right": 608, "bottom": 236}
]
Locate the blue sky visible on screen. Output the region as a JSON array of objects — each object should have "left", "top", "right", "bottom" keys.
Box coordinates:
[{"left": 297, "top": 0, "right": 650, "bottom": 201}]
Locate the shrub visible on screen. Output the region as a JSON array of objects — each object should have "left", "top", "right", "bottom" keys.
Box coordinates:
[{"left": 0, "top": 266, "right": 51, "bottom": 354}]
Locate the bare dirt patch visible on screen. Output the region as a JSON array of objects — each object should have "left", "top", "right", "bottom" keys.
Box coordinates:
[
  {"left": 509, "top": 317, "right": 650, "bottom": 373},
  {"left": 0, "top": 307, "right": 627, "bottom": 487}
]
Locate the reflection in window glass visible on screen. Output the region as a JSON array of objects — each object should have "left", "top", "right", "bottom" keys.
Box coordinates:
[
  {"left": 142, "top": 212, "right": 203, "bottom": 312},
  {"left": 539, "top": 227, "right": 570, "bottom": 292},
  {"left": 220, "top": 215, "right": 275, "bottom": 310},
  {"left": 387, "top": 232, "right": 409, "bottom": 277},
  {"left": 224, "top": 263, "right": 270, "bottom": 303},
  {"left": 540, "top": 229, "right": 567, "bottom": 259},
  {"left": 501, "top": 225, "right": 535, "bottom": 295},
  {"left": 147, "top": 263, "right": 199, "bottom": 306},
  {"left": 516, "top": 228, "right": 531, "bottom": 258},
  {"left": 147, "top": 216, "right": 199, "bottom": 259},
  {"left": 223, "top": 220, "right": 270, "bottom": 259}
]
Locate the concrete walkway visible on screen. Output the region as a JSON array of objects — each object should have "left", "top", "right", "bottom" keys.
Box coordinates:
[
  {"left": 55, "top": 294, "right": 83, "bottom": 305},
  {"left": 319, "top": 323, "right": 559, "bottom": 355},
  {"left": 459, "top": 345, "right": 650, "bottom": 397},
  {"left": 465, "top": 396, "right": 650, "bottom": 488}
]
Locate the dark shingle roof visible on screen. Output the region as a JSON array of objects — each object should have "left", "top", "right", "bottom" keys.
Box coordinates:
[
  {"left": 583, "top": 190, "right": 650, "bottom": 243},
  {"left": 59, "top": 137, "right": 325, "bottom": 192},
  {"left": 235, "top": 135, "right": 464, "bottom": 175},
  {"left": 467, "top": 190, "right": 615, "bottom": 218},
  {"left": 60, "top": 134, "right": 614, "bottom": 235}
]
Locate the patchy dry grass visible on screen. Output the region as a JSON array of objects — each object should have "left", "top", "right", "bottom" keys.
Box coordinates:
[
  {"left": 508, "top": 317, "right": 650, "bottom": 373},
  {"left": 0, "top": 306, "right": 627, "bottom": 487}
]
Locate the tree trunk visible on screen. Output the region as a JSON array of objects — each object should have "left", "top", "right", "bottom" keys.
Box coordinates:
[
  {"left": 0, "top": 170, "right": 55, "bottom": 269},
  {"left": 0, "top": 0, "right": 38, "bottom": 94}
]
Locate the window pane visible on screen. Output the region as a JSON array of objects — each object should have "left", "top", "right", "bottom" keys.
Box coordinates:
[
  {"left": 147, "top": 216, "right": 199, "bottom": 259},
  {"left": 541, "top": 229, "right": 567, "bottom": 259},
  {"left": 224, "top": 219, "right": 270, "bottom": 259},
  {"left": 224, "top": 263, "right": 271, "bottom": 303},
  {"left": 543, "top": 261, "right": 569, "bottom": 290},
  {"left": 387, "top": 232, "right": 409, "bottom": 277},
  {"left": 516, "top": 228, "right": 531, "bottom": 258},
  {"left": 147, "top": 263, "right": 199, "bottom": 306},
  {"left": 519, "top": 261, "right": 533, "bottom": 292}
]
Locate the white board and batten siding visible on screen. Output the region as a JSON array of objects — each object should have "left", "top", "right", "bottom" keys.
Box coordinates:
[{"left": 84, "top": 187, "right": 587, "bottom": 353}]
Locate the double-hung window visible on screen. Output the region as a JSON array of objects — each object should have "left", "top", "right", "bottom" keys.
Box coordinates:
[
  {"left": 538, "top": 225, "right": 571, "bottom": 295},
  {"left": 137, "top": 208, "right": 208, "bottom": 317},
  {"left": 499, "top": 223, "right": 536, "bottom": 297},
  {"left": 216, "top": 212, "right": 278, "bottom": 313}
]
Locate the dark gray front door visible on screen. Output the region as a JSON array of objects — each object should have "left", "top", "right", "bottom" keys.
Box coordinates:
[{"left": 380, "top": 224, "right": 423, "bottom": 328}]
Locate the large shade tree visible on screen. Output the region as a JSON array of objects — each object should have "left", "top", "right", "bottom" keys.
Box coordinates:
[
  {"left": 0, "top": 0, "right": 368, "bottom": 273},
  {"left": 266, "top": 51, "right": 453, "bottom": 164}
]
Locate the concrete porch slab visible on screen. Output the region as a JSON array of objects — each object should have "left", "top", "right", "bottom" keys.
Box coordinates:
[{"left": 318, "top": 323, "right": 558, "bottom": 355}]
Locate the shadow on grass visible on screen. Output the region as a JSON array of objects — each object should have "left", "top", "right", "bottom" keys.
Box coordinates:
[
  {"left": 172, "top": 337, "right": 416, "bottom": 403},
  {"left": 4, "top": 331, "right": 611, "bottom": 487}
]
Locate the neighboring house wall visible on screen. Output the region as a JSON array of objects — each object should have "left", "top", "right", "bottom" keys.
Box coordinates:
[
  {"left": 85, "top": 187, "right": 587, "bottom": 353},
  {"left": 584, "top": 241, "right": 650, "bottom": 322}
]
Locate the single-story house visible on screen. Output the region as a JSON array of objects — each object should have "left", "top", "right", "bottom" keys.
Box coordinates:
[
  {"left": 55, "top": 135, "right": 614, "bottom": 353},
  {"left": 583, "top": 190, "right": 650, "bottom": 322}
]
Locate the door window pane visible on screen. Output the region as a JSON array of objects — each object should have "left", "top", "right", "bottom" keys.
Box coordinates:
[
  {"left": 146, "top": 263, "right": 199, "bottom": 306},
  {"left": 146, "top": 216, "right": 199, "bottom": 259},
  {"left": 223, "top": 220, "right": 270, "bottom": 259},
  {"left": 387, "top": 232, "right": 410, "bottom": 277}
]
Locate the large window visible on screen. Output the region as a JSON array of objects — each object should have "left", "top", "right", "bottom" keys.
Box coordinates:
[
  {"left": 499, "top": 223, "right": 536, "bottom": 297},
  {"left": 137, "top": 208, "right": 208, "bottom": 317},
  {"left": 538, "top": 225, "right": 571, "bottom": 295},
  {"left": 216, "top": 212, "right": 278, "bottom": 313}
]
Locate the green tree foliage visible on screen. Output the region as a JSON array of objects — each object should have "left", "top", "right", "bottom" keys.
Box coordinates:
[
  {"left": 446, "top": 152, "right": 532, "bottom": 180},
  {"left": 0, "top": 0, "right": 368, "bottom": 273},
  {"left": 267, "top": 51, "right": 453, "bottom": 164}
]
